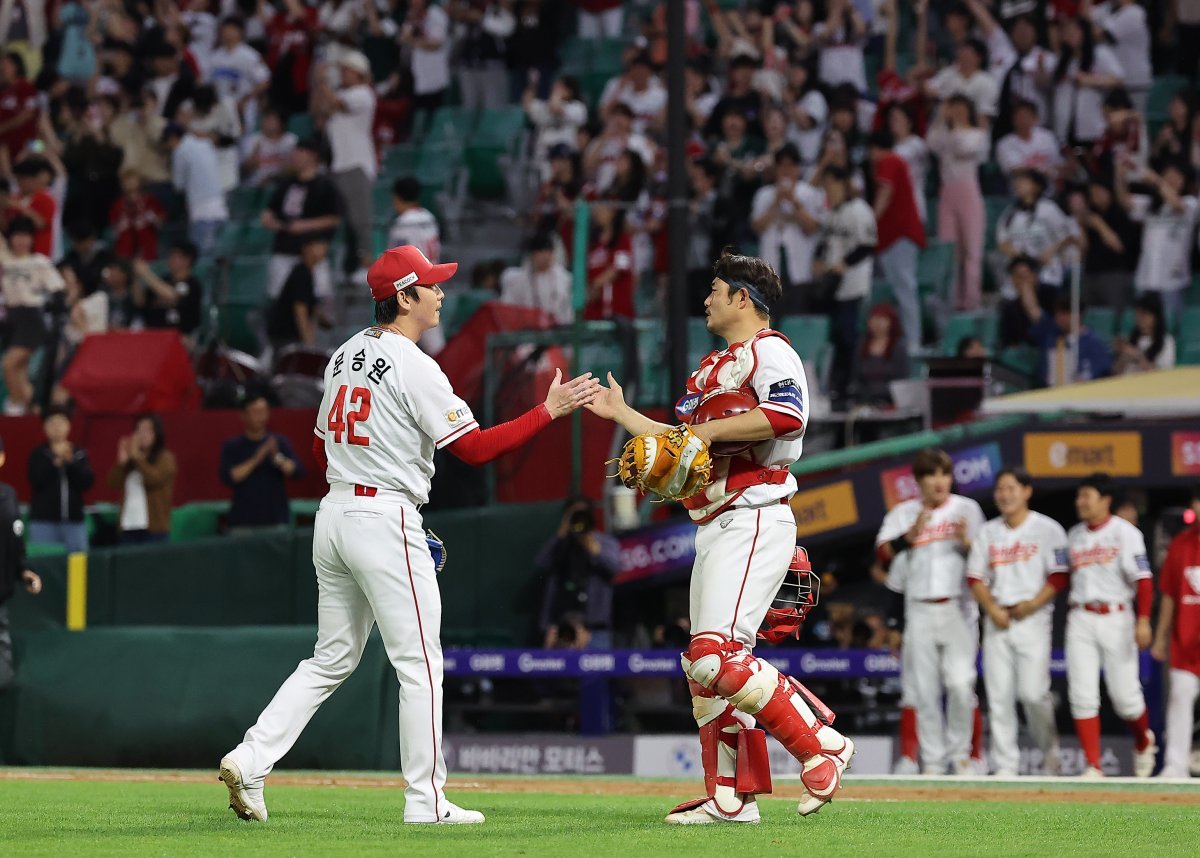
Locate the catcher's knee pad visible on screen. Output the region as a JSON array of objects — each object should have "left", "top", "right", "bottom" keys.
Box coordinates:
[{"left": 682, "top": 632, "right": 739, "bottom": 690}]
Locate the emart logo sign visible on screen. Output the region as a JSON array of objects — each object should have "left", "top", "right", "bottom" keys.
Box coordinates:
[{"left": 1024, "top": 432, "right": 1142, "bottom": 478}]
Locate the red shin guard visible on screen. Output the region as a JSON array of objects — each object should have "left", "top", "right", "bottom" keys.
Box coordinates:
[
  {"left": 899, "top": 706, "right": 919, "bottom": 760},
  {"left": 734, "top": 728, "right": 773, "bottom": 794},
  {"left": 1074, "top": 716, "right": 1103, "bottom": 769}
]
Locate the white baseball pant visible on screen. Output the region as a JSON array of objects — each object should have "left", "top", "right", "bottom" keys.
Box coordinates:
[
  {"left": 228, "top": 486, "right": 450, "bottom": 822},
  {"left": 1065, "top": 609, "right": 1146, "bottom": 720},
  {"left": 905, "top": 599, "right": 978, "bottom": 772},
  {"left": 1162, "top": 667, "right": 1199, "bottom": 778},
  {"left": 689, "top": 503, "right": 796, "bottom": 646},
  {"left": 982, "top": 610, "right": 1057, "bottom": 773}
]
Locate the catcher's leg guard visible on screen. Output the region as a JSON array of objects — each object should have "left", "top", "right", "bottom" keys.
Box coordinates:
[{"left": 682, "top": 674, "right": 771, "bottom": 817}]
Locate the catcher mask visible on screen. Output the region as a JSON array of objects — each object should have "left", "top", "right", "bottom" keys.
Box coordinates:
[{"left": 758, "top": 546, "right": 820, "bottom": 644}]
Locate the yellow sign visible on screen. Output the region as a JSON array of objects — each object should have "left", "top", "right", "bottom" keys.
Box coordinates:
[
  {"left": 1024, "top": 432, "right": 1143, "bottom": 478},
  {"left": 790, "top": 481, "right": 859, "bottom": 538}
]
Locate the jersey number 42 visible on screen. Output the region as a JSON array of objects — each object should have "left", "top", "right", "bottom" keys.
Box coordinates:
[{"left": 327, "top": 385, "right": 371, "bottom": 446}]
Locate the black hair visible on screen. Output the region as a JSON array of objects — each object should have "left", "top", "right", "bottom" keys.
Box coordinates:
[
  {"left": 392, "top": 176, "right": 421, "bottom": 203},
  {"left": 963, "top": 37, "right": 989, "bottom": 69},
  {"left": 1131, "top": 292, "right": 1168, "bottom": 363},
  {"left": 557, "top": 75, "right": 582, "bottom": 102},
  {"left": 946, "top": 93, "right": 979, "bottom": 128},
  {"left": 774, "top": 142, "right": 802, "bottom": 165},
  {"left": 1053, "top": 292, "right": 1079, "bottom": 314},
  {"left": 135, "top": 413, "right": 168, "bottom": 463},
  {"left": 67, "top": 219, "right": 97, "bottom": 243},
  {"left": 1055, "top": 16, "right": 1096, "bottom": 82},
  {"left": 219, "top": 15, "right": 246, "bottom": 31},
  {"left": 1103, "top": 88, "right": 1133, "bottom": 112},
  {"left": 1191, "top": 485, "right": 1200, "bottom": 504},
  {"left": 995, "top": 466, "right": 1033, "bottom": 489},
  {"left": 912, "top": 448, "right": 953, "bottom": 479},
  {"left": 374, "top": 294, "right": 402, "bottom": 324},
  {"left": 824, "top": 164, "right": 851, "bottom": 184},
  {"left": 712, "top": 248, "right": 782, "bottom": 319},
  {"left": 239, "top": 387, "right": 273, "bottom": 410},
  {"left": 608, "top": 102, "right": 634, "bottom": 120},
  {"left": 13, "top": 157, "right": 51, "bottom": 178},
  {"left": 608, "top": 147, "right": 647, "bottom": 202},
  {"left": 171, "top": 240, "right": 199, "bottom": 265},
  {"left": 5, "top": 216, "right": 35, "bottom": 238},
  {"left": 867, "top": 130, "right": 894, "bottom": 150},
  {"left": 1008, "top": 253, "right": 1040, "bottom": 274},
  {"left": 43, "top": 404, "right": 72, "bottom": 423},
  {"left": 1079, "top": 472, "right": 1115, "bottom": 500},
  {"left": 525, "top": 232, "right": 554, "bottom": 253},
  {"left": 4, "top": 50, "right": 27, "bottom": 79},
  {"left": 955, "top": 335, "right": 983, "bottom": 358},
  {"left": 192, "top": 84, "right": 218, "bottom": 113}
]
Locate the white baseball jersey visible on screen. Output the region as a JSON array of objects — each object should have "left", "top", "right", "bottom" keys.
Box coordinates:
[
  {"left": 1066, "top": 515, "right": 1152, "bottom": 605},
  {"left": 315, "top": 327, "right": 476, "bottom": 504},
  {"left": 876, "top": 495, "right": 986, "bottom": 601},
  {"left": 967, "top": 511, "right": 1069, "bottom": 607}
]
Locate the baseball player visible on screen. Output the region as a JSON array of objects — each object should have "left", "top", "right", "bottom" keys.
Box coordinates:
[
  {"left": 1065, "top": 473, "right": 1156, "bottom": 778},
  {"left": 875, "top": 448, "right": 985, "bottom": 775},
  {"left": 587, "top": 251, "right": 854, "bottom": 823},
  {"left": 967, "top": 467, "right": 1066, "bottom": 776},
  {"left": 218, "top": 245, "right": 599, "bottom": 824},
  {"left": 1151, "top": 486, "right": 1200, "bottom": 778}
]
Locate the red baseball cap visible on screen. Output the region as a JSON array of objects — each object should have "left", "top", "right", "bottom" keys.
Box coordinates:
[{"left": 366, "top": 245, "right": 458, "bottom": 301}]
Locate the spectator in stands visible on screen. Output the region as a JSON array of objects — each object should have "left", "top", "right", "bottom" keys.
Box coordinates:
[
  {"left": 957, "top": 335, "right": 987, "bottom": 359},
  {"left": 1152, "top": 91, "right": 1200, "bottom": 170},
  {"left": 1113, "top": 292, "right": 1177, "bottom": 374},
  {"left": 107, "top": 414, "right": 176, "bottom": 545},
  {"left": 0, "top": 432, "right": 41, "bottom": 692},
  {"left": 267, "top": 237, "right": 325, "bottom": 350},
  {"left": 814, "top": 0, "right": 868, "bottom": 94},
  {"left": 925, "top": 37, "right": 999, "bottom": 124},
  {"left": 263, "top": 139, "right": 341, "bottom": 304},
  {"left": 849, "top": 303, "right": 909, "bottom": 407},
  {"left": 817, "top": 165, "right": 877, "bottom": 400},
  {"left": 1052, "top": 15, "right": 1124, "bottom": 148},
  {"left": 131, "top": 242, "right": 204, "bottom": 347},
  {"left": 599, "top": 52, "right": 666, "bottom": 137},
  {"left": 500, "top": 233, "right": 573, "bottom": 325},
  {"left": 220, "top": 392, "right": 303, "bottom": 530},
  {"left": 144, "top": 41, "right": 195, "bottom": 123},
  {"left": 507, "top": 0, "right": 562, "bottom": 101},
  {"left": 102, "top": 258, "right": 138, "bottom": 330},
  {"left": 162, "top": 122, "right": 228, "bottom": 259},
  {"left": 1091, "top": 89, "right": 1149, "bottom": 181},
  {"left": 583, "top": 201, "right": 634, "bottom": 321},
  {"left": 57, "top": 260, "right": 107, "bottom": 367},
  {"left": 388, "top": 176, "right": 440, "bottom": 262},
  {"left": 886, "top": 104, "right": 929, "bottom": 224},
  {"left": 60, "top": 220, "right": 113, "bottom": 298},
  {"left": 537, "top": 496, "right": 620, "bottom": 649},
  {"left": 2, "top": 156, "right": 54, "bottom": 256},
  {"left": 584, "top": 103, "right": 654, "bottom": 194},
  {"left": 450, "top": 1, "right": 515, "bottom": 111},
  {"left": 986, "top": 11, "right": 1055, "bottom": 143},
  {"left": 1018, "top": 287, "right": 1113, "bottom": 386},
  {"left": 869, "top": 130, "right": 927, "bottom": 354},
  {"left": 204, "top": 16, "right": 270, "bottom": 130},
  {"left": 60, "top": 95, "right": 123, "bottom": 237},
  {"left": 1124, "top": 160, "right": 1199, "bottom": 319},
  {"left": 928, "top": 95, "right": 989, "bottom": 312},
  {"left": 27, "top": 406, "right": 93, "bottom": 553},
  {"left": 995, "top": 167, "right": 1079, "bottom": 299},
  {"left": 704, "top": 53, "right": 764, "bottom": 139},
  {"left": 1000, "top": 254, "right": 1045, "bottom": 348},
  {"left": 108, "top": 89, "right": 171, "bottom": 192},
  {"left": 109, "top": 168, "right": 166, "bottom": 261},
  {"left": 0, "top": 216, "right": 63, "bottom": 415},
  {"left": 995, "top": 99, "right": 1063, "bottom": 183},
  {"left": 750, "top": 144, "right": 823, "bottom": 312},
  {"left": 787, "top": 59, "right": 829, "bottom": 167},
  {"left": 574, "top": 0, "right": 623, "bottom": 38},
  {"left": 1072, "top": 176, "right": 1140, "bottom": 313},
  {"left": 0, "top": 52, "right": 38, "bottom": 165},
  {"left": 186, "top": 84, "right": 242, "bottom": 194},
  {"left": 536, "top": 144, "right": 584, "bottom": 250},
  {"left": 524, "top": 74, "right": 587, "bottom": 176},
  {"left": 687, "top": 158, "right": 725, "bottom": 308},
  {"left": 402, "top": 0, "right": 452, "bottom": 124},
  {"left": 1086, "top": 0, "right": 1153, "bottom": 115},
  {"left": 242, "top": 106, "right": 297, "bottom": 188},
  {"left": 313, "top": 51, "right": 376, "bottom": 281}
]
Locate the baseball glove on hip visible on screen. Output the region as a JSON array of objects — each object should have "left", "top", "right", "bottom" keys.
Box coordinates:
[{"left": 614, "top": 424, "right": 713, "bottom": 501}]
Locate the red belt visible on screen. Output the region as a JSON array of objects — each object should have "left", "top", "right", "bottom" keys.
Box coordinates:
[
  {"left": 921, "top": 597, "right": 951, "bottom": 604},
  {"left": 1071, "top": 602, "right": 1125, "bottom": 614},
  {"left": 354, "top": 485, "right": 378, "bottom": 497}
]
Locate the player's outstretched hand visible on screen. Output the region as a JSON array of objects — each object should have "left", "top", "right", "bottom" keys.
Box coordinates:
[
  {"left": 544, "top": 369, "right": 601, "bottom": 419},
  {"left": 583, "top": 372, "right": 627, "bottom": 422}
]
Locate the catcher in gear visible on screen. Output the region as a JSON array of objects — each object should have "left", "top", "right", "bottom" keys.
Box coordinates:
[{"left": 589, "top": 251, "right": 854, "bottom": 824}]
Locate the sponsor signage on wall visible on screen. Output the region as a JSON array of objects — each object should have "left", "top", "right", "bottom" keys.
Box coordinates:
[
  {"left": 445, "top": 735, "right": 633, "bottom": 775},
  {"left": 1024, "top": 432, "right": 1143, "bottom": 478},
  {"left": 614, "top": 520, "right": 697, "bottom": 585},
  {"left": 1171, "top": 432, "right": 1200, "bottom": 476},
  {"left": 791, "top": 480, "right": 860, "bottom": 537},
  {"left": 880, "top": 443, "right": 1003, "bottom": 508}
]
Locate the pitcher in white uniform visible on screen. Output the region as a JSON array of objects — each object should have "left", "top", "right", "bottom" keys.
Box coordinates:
[
  {"left": 967, "top": 467, "right": 1067, "bottom": 776},
  {"left": 876, "top": 448, "right": 985, "bottom": 775},
  {"left": 587, "top": 251, "right": 854, "bottom": 824},
  {"left": 1065, "top": 472, "right": 1157, "bottom": 778},
  {"left": 217, "top": 245, "right": 599, "bottom": 824}
]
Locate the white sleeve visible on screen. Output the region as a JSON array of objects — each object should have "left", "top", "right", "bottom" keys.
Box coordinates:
[
  {"left": 1104, "top": 6, "right": 1145, "bottom": 42},
  {"left": 976, "top": 75, "right": 1000, "bottom": 117},
  {"left": 405, "top": 363, "right": 479, "bottom": 448},
  {"left": 749, "top": 336, "right": 808, "bottom": 435},
  {"left": 876, "top": 503, "right": 913, "bottom": 546},
  {"left": 1095, "top": 45, "right": 1125, "bottom": 78},
  {"left": 750, "top": 185, "right": 774, "bottom": 230},
  {"left": 1043, "top": 520, "right": 1070, "bottom": 576},
  {"left": 961, "top": 499, "right": 986, "bottom": 542},
  {"left": 965, "top": 527, "right": 990, "bottom": 584},
  {"left": 340, "top": 86, "right": 374, "bottom": 116},
  {"left": 995, "top": 136, "right": 1019, "bottom": 175},
  {"left": 1120, "top": 523, "right": 1153, "bottom": 584}
]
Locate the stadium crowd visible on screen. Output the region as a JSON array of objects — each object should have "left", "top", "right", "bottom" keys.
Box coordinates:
[{"left": 0, "top": 0, "right": 1195, "bottom": 418}]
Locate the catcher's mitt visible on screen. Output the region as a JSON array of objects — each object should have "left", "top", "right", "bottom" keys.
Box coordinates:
[{"left": 613, "top": 424, "right": 713, "bottom": 501}]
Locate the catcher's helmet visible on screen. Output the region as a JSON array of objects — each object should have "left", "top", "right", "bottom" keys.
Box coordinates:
[
  {"left": 758, "top": 546, "right": 820, "bottom": 644},
  {"left": 688, "top": 388, "right": 759, "bottom": 456}
]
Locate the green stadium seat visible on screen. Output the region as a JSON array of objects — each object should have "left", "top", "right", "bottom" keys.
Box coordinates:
[
  {"left": 217, "top": 302, "right": 263, "bottom": 355},
  {"left": 286, "top": 113, "right": 314, "bottom": 139},
  {"left": 984, "top": 197, "right": 1010, "bottom": 251},
  {"left": 1179, "top": 307, "right": 1200, "bottom": 365},
  {"left": 636, "top": 324, "right": 668, "bottom": 407},
  {"left": 170, "top": 503, "right": 223, "bottom": 541},
  {"left": 426, "top": 107, "right": 478, "bottom": 144},
  {"left": 688, "top": 317, "right": 718, "bottom": 367},
  {"left": 1146, "top": 75, "right": 1187, "bottom": 121},
  {"left": 917, "top": 241, "right": 956, "bottom": 300},
  {"left": 999, "top": 344, "right": 1040, "bottom": 381},
  {"left": 228, "top": 185, "right": 267, "bottom": 222},
  {"left": 779, "top": 315, "right": 831, "bottom": 369},
  {"left": 1083, "top": 307, "right": 1117, "bottom": 340},
  {"left": 226, "top": 255, "right": 271, "bottom": 304},
  {"left": 465, "top": 107, "right": 527, "bottom": 197},
  {"left": 382, "top": 142, "right": 419, "bottom": 175}
]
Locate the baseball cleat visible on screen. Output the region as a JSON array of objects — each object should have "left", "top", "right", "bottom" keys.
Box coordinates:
[
  {"left": 1080, "top": 766, "right": 1105, "bottom": 779},
  {"left": 664, "top": 797, "right": 760, "bottom": 825},
  {"left": 405, "top": 802, "right": 485, "bottom": 825},
  {"left": 218, "top": 756, "right": 268, "bottom": 821},
  {"left": 796, "top": 737, "right": 855, "bottom": 817},
  {"left": 993, "top": 768, "right": 1018, "bottom": 778},
  {"left": 892, "top": 755, "right": 920, "bottom": 775},
  {"left": 1133, "top": 731, "right": 1157, "bottom": 778}
]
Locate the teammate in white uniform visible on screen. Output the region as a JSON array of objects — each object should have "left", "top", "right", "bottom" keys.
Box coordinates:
[
  {"left": 1065, "top": 473, "right": 1157, "bottom": 778},
  {"left": 218, "top": 245, "right": 599, "bottom": 824},
  {"left": 875, "top": 448, "right": 985, "bottom": 775},
  {"left": 587, "top": 251, "right": 854, "bottom": 823},
  {"left": 967, "top": 467, "right": 1067, "bottom": 776}
]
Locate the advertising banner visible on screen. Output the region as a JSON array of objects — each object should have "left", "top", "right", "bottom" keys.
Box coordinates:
[
  {"left": 1171, "top": 432, "right": 1200, "bottom": 477},
  {"left": 1024, "top": 432, "right": 1143, "bottom": 478},
  {"left": 445, "top": 734, "right": 634, "bottom": 775},
  {"left": 614, "top": 520, "right": 697, "bottom": 585},
  {"left": 791, "top": 480, "right": 860, "bottom": 537},
  {"left": 881, "top": 443, "right": 1003, "bottom": 509}
]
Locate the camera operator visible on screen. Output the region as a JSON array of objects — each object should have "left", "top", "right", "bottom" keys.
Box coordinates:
[{"left": 537, "top": 497, "right": 620, "bottom": 649}]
